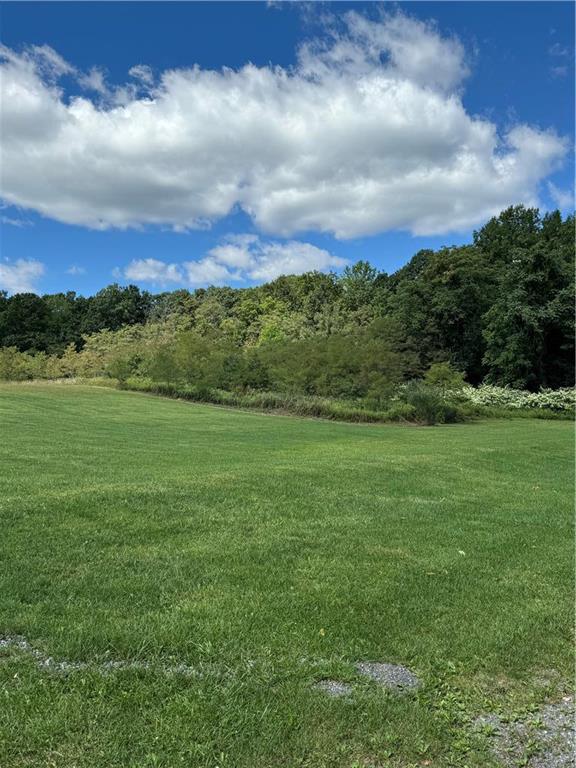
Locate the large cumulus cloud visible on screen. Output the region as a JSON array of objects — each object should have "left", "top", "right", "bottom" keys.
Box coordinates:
[{"left": 0, "top": 12, "right": 567, "bottom": 238}]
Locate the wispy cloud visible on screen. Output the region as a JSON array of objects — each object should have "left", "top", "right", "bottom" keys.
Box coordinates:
[
  {"left": 548, "top": 40, "right": 572, "bottom": 78},
  {"left": 128, "top": 64, "right": 154, "bottom": 85},
  {"left": 1, "top": 213, "right": 34, "bottom": 228},
  {"left": 66, "top": 265, "right": 86, "bottom": 275},
  {"left": 548, "top": 181, "right": 574, "bottom": 211},
  {"left": 549, "top": 42, "right": 570, "bottom": 57},
  {"left": 77, "top": 66, "right": 108, "bottom": 94},
  {"left": 550, "top": 66, "right": 568, "bottom": 79}
]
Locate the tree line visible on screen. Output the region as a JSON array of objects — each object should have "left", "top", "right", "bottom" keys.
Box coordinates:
[{"left": 1, "top": 206, "right": 573, "bottom": 391}]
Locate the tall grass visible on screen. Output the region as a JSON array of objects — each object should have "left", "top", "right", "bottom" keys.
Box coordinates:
[
  {"left": 122, "top": 377, "right": 420, "bottom": 424},
  {"left": 121, "top": 377, "right": 574, "bottom": 425}
]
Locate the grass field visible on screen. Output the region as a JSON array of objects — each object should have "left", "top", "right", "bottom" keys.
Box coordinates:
[{"left": 0, "top": 383, "right": 573, "bottom": 768}]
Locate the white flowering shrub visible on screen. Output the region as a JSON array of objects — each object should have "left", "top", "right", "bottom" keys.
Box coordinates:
[{"left": 460, "top": 385, "right": 575, "bottom": 412}]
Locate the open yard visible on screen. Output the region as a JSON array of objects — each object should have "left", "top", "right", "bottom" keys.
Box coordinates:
[{"left": 0, "top": 383, "right": 573, "bottom": 767}]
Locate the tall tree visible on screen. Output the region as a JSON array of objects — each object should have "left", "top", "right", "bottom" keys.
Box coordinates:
[
  {"left": 81, "top": 284, "right": 151, "bottom": 334},
  {"left": 340, "top": 261, "right": 379, "bottom": 310},
  {"left": 483, "top": 212, "right": 575, "bottom": 389},
  {"left": 0, "top": 293, "right": 51, "bottom": 351}
]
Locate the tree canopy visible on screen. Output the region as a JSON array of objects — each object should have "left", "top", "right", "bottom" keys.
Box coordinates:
[{"left": 1, "top": 206, "right": 573, "bottom": 391}]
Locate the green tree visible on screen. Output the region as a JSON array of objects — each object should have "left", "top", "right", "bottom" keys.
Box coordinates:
[
  {"left": 81, "top": 284, "right": 151, "bottom": 334},
  {"left": 483, "top": 212, "right": 575, "bottom": 389},
  {"left": 473, "top": 205, "right": 541, "bottom": 263},
  {"left": 0, "top": 293, "right": 51, "bottom": 351},
  {"left": 387, "top": 245, "right": 497, "bottom": 383},
  {"left": 340, "top": 261, "right": 379, "bottom": 311}
]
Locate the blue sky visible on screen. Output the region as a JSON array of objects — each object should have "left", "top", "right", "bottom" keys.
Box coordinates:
[{"left": 1, "top": 1, "right": 574, "bottom": 296}]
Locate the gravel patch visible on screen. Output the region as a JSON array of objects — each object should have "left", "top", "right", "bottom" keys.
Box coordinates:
[
  {"left": 354, "top": 661, "right": 421, "bottom": 693},
  {"left": 0, "top": 635, "right": 86, "bottom": 673},
  {"left": 313, "top": 679, "right": 353, "bottom": 698},
  {"left": 0, "top": 634, "right": 199, "bottom": 677},
  {"left": 475, "top": 695, "right": 575, "bottom": 768}
]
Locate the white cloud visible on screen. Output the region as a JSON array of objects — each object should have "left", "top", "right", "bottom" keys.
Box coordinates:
[
  {"left": 1, "top": 214, "right": 33, "bottom": 227},
  {"left": 0, "top": 12, "right": 568, "bottom": 239},
  {"left": 118, "top": 256, "right": 235, "bottom": 288},
  {"left": 0, "top": 258, "right": 44, "bottom": 294},
  {"left": 210, "top": 235, "right": 347, "bottom": 281},
  {"left": 117, "top": 256, "right": 235, "bottom": 288},
  {"left": 205, "top": 245, "right": 253, "bottom": 270},
  {"left": 117, "top": 235, "right": 346, "bottom": 287},
  {"left": 548, "top": 181, "right": 574, "bottom": 211},
  {"left": 66, "top": 264, "right": 86, "bottom": 275},
  {"left": 123, "top": 257, "right": 182, "bottom": 285},
  {"left": 77, "top": 66, "right": 108, "bottom": 95},
  {"left": 129, "top": 64, "right": 154, "bottom": 85},
  {"left": 298, "top": 10, "right": 468, "bottom": 92},
  {"left": 183, "top": 258, "right": 238, "bottom": 287},
  {"left": 208, "top": 234, "right": 347, "bottom": 281},
  {"left": 0, "top": 43, "right": 74, "bottom": 80}
]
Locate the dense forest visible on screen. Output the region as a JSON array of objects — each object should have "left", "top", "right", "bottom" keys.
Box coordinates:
[{"left": 1, "top": 206, "right": 574, "bottom": 394}]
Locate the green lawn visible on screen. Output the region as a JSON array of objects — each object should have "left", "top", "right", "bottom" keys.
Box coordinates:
[{"left": 0, "top": 383, "right": 573, "bottom": 768}]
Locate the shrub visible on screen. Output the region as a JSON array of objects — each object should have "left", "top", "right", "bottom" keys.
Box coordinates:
[
  {"left": 424, "top": 362, "right": 466, "bottom": 390},
  {"left": 400, "top": 383, "right": 445, "bottom": 425},
  {"left": 106, "top": 356, "right": 134, "bottom": 384},
  {"left": 397, "top": 381, "right": 467, "bottom": 425},
  {"left": 0, "top": 347, "right": 48, "bottom": 380},
  {"left": 383, "top": 402, "right": 418, "bottom": 422},
  {"left": 461, "top": 384, "right": 575, "bottom": 412}
]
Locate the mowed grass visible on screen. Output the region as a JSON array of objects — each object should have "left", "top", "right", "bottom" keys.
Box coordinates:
[{"left": 0, "top": 383, "right": 573, "bottom": 768}]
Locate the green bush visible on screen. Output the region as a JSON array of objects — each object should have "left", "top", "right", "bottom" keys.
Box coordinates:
[
  {"left": 397, "top": 382, "right": 467, "bottom": 425},
  {"left": 382, "top": 402, "right": 418, "bottom": 422},
  {"left": 106, "top": 356, "right": 134, "bottom": 384},
  {"left": 424, "top": 362, "right": 466, "bottom": 390}
]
